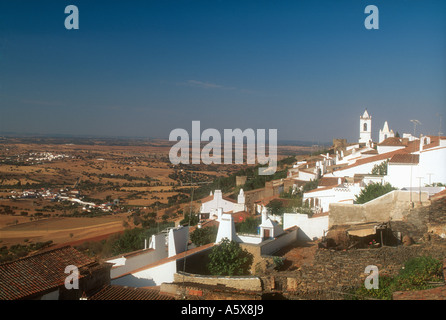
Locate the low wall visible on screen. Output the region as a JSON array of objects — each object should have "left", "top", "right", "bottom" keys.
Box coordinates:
[
  {"left": 329, "top": 190, "right": 430, "bottom": 227},
  {"left": 173, "top": 271, "right": 263, "bottom": 292},
  {"left": 108, "top": 247, "right": 168, "bottom": 279}
]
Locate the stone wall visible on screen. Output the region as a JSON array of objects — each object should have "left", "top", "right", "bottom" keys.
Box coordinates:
[
  {"left": 172, "top": 271, "right": 263, "bottom": 292},
  {"left": 261, "top": 241, "right": 446, "bottom": 300},
  {"left": 160, "top": 281, "right": 262, "bottom": 300},
  {"left": 329, "top": 190, "right": 430, "bottom": 228}
]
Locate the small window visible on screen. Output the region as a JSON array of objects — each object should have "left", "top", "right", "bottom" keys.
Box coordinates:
[{"left": 363, "top": 123, "right": 367, "bottom": 131}]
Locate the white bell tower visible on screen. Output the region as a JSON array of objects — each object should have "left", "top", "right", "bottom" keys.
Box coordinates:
[{"left": 359, "top": 109, "right": 372, "bottom": 145}]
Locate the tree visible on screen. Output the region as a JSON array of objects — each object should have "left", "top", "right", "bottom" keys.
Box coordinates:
[
  {"left": 371, "top": 160, "right": 388, "bottom": 175},
  {"left": 355, "top": 182, "right": 396, "bottom": 204},
  {"left": 190, "top": 226, "right": 218, "bottom": 246},
  {"left": 302, "top": 179, "right": 319, "bottom": 193},
  {"left": 235, "top": 216, "right": 261, "bottom": 234},
  {"left": 207, "top": 238, "right": 253, "bottom": 276},
  {"left": 266, "top": 199, "right": 284, "bottom": 216}
]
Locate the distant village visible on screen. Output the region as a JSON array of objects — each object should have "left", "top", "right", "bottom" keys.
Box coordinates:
[
  {"left": 1, "top": 109, "right": 445, "bottom": 301},
  {"left": 8, "top": 188, "right": 117, "bottom": 213}
]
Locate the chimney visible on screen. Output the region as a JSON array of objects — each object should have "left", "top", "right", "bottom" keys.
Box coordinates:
[{"left": 217, "top": 207, "right": 223, "bottom": 221}]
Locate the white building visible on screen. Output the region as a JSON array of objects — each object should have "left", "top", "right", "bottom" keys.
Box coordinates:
[
  {"left": 200, "top": 189, "right": 246, "bottom": 220},
  {"left": 359, "top": 109, "right": 372, "bottom": 145},
  {"left": 379, "top": 121, "right": 395, "bottom": 143},
  {"left": 303, "top": 181, "right": 362, "bottom": 213},
  {"left": 283, "top": 212, "right": 329, "bottom": 241},
  {"left": 377, "top": 137, "right": 407, "bottom": 155},
  {"left": 385, "top": 136, "right": 446, "bottom": 189},
  {"left": 107, "top": 226, "right": 192, "bottom": 287}
]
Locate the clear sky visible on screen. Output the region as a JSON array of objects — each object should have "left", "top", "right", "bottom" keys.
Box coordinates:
[{"left": 0, "top": 0, "right": 445, "bottom": 143}]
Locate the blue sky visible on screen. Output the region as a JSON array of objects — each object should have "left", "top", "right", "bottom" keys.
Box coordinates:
[{"left": 0, "top": 0, "right": 445, "bottom": 143}]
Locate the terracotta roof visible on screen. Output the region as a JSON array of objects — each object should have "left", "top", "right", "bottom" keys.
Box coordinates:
[
  {"left": 232, "top": 210, "right": 252, "bottom": 222},
  {"left": 361, "top": 149, "right": 378, "bottom": 155},
  {"left": 199, "top": 194, "right": 237, "bottom": 204},
  {"left": 378, "top": 137, "right": 405, "bottom": 146},
  {"left": 339, "top": 149, "right": 407, "bottom": 171},
  {"left": 389, "top": 153, "right": 419, "bottom": 164},
  {"left": 88, "top": 285, "right": 174, "bottom": 300},
  {"left": 318, "top": 177, "right": 344, "bottom": 187},
  {"left": 0, "top": 246, "right": 96, "bottom": 300},
  {"left": 304, "top": 186, "right": 336, "bottom": 194}
]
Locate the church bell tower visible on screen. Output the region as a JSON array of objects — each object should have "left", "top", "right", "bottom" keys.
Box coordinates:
[{"left": 359, "top": 109, "right": 372, "bottom": 145}]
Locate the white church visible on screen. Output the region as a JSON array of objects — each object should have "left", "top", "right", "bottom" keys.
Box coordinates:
[{"left": 358, "top": 109, "right": 397, "bottom": 145}]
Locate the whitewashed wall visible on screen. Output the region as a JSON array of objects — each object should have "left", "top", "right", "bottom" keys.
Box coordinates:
[
  {"left": 283, "top": 213, "right": 329, "bottom": 241},
  {"left": 107, "top": 233, "right": 168, "bottom": 279},
  {"left": 112, "top": 260, "right": 177, "bottom": 287},
  {"left": 168, "top": 226, "right": 189, "bottom": 257}
]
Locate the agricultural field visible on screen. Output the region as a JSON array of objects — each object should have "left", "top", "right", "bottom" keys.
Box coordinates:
[{"left": 0, "top": 136, "right": 313, "bottom": 251}]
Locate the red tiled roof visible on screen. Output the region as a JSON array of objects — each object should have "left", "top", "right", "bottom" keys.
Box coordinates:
[
  {"left": 318, "top": 177, "right": 344, "bottom": 187},
  {"left": 88, "top": 285, "right": 174, "bottom": 300},
  {"left": 304, "top": 186, "right": 336, "bottom": 194},
  {"left": 389, "top": 153, "right": 419, "bottom": 164},
  {"left": 361, "top": 149, "right": 378, "bottom": 155},
  {"left": 232, "top": 210, "right": 252, "bottom": 222},
  {"left": 337, "top": 149, "right": 407, "bottom": 172},
  {"left": 199, "top": 194, "right": 237, "bottom": 204},
  {"left": 0, "top": 246, "right": 96, "bottom": 300},
  {"left": 378, "top": 137, "right": 405, "bottom": 146}
]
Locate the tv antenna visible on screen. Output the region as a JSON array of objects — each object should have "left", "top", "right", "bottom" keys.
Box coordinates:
[
  {"left": 410, "top": 119, "right": 421, "bottom": 137},
  {"left": 437, "top": 114, "right": 443, "bottom": 137}
]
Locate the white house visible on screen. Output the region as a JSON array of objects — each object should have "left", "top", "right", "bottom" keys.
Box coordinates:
[
  {"left": 200, "top": 189, "right": 246, "bottom": 219},
  {"left": 303, "top": 182, "right": 362, "bottom": 213},
  {"left": 283, "top": 212, "right": 329, "bottom": 241},
  {"left": 377, "top": 137, "right": 407, "bottom": 155},
  {"left": 107, "top": 226, "right": 192, "bottom": 287},
  {"left": 385, "top": 136, "right": 446, "bottom": 188}
]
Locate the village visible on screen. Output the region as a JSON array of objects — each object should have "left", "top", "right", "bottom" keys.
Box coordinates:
[{"left": 1, "top": 109, "right": 445, "bottom": 301}]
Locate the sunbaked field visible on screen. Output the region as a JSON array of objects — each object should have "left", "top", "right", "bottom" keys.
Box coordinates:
[{"left": 0, "top": 136, "right": 314, "bottom": 255}]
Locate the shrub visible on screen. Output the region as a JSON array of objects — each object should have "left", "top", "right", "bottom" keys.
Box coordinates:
[
  {"left": 348, "top": 256, "right": 443, "bottom": 300},
  {"left": 355, "top": 182, "right": 396, "bottom": 204},
  {"left": 207, "top": 238, "right": 253, "bottom": 276},
  {"left": 235, "top": 216, "right": 261, "bottom": 234},
  {"left": 190, "top": 226, "right": 218, "bottom": 246}
]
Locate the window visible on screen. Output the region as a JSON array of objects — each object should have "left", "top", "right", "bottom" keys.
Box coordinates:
[{"left": 363, "top": 123, "right": 367, "bottom": 131}]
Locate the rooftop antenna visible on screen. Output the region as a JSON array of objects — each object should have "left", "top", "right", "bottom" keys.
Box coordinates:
[
  {"left": 437, "top": 113, "right": 443, "bottom": 137},
  {"left": 410, "top": 119, "right": 421, "bottom": 137}
]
